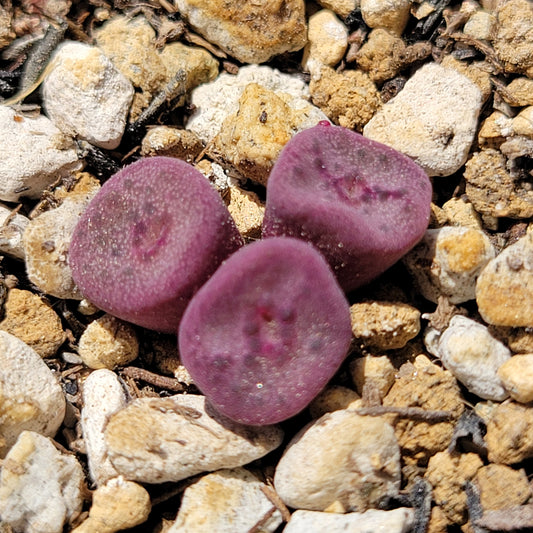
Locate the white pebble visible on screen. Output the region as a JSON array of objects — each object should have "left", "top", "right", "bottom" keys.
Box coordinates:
[
  {"left": 364, "top": 62, "right": 482, "bottom": 177},
  {"left": 104, "top": 394, "right": 283, "bottom": 484},
  {"left": 81, "top": 369, "right": 127, "bottom": 485},
  {"left": 0, "top": 431, "right": 84, "bottom": 533},
  {"left": 435, "top": 315, "right": 511, "bottom": 401},
  {"left": 0, "top": 331, "right": 65, "bottom": 458},
  {"left": 168, "top": 468, "right": 283, "bottom": 533},
  {"left": 274, "top": 409, "right": 400, "bottom": 511},
  {"left": 0, "top": 203, "right": 28, "bottom": 259},
  {"left": 0, "top": 106, "right": 80, "bottom": 202},
  {"left": 360, "top": 0, "right": 411, "bottom": 35},
  {"left": 284, "top": 508, "right": 414, "bottom": 533},
  {"left": 42, "top": 41, "right": 134, "bottom": 149}
]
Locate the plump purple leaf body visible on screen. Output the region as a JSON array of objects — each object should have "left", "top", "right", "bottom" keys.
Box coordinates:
[
  {"left": 262, "top": 122, "right": 432, "bottom": 292},
  {"left": 178, "top": 237, "right": 352, "bottom": 426},
  {"left": 69, "top": 157, "right": 243, "bottom": 333}
]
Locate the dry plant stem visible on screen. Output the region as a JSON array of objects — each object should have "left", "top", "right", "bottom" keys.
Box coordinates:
[
  {"left": 259, "top": 484, "right": 292, "bottom": 523},
  {"left": 121, "top": 366, "right": 185, "bottom": 392}
]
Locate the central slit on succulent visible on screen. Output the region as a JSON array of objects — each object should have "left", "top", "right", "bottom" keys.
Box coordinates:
[
  {"left": 330, "top": 173, "right": 406, "bottom": 205},
  {"left": 131, "top": 214, "right": 169, "bottom": 260}
]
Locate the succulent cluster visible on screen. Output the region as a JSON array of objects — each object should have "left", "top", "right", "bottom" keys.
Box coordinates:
[{"left": 70, "top": 123, "right": 432, "bottom": 425}]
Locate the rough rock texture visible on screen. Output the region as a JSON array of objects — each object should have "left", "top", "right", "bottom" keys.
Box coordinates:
[
  {"left": 104, "top": 394, "right": 284, "bottom": 483},
  {"left": 225, "top": 186, "right": 265, "bottom": 241},
  {"left": 403, "top": 226, "right": 495, "bottom": 304},
  {"left": 360, "top": 0, "right": 411, "bottom": 35},
  {"left": 141, "top": 127, "right": 204, "bottom": 162},
  {"left": 274, "top": 409, "right": 401, "bottom": 512},
  {"left": 168, "top": 468, "right": 283, "bottom": 533},
  {"left": 464, "top": 149, "right": 533, "bottom": 218},
  {"left": 316, "top": 0, "right": 357, "bottom": 18},
  {"left": 476, "top": 230, "right": 533, "bottom": 327},
  {"left": 349, "top": 300, "right": 421, "bottom": 350},
  {"left": 174, "top": 0, "right": 307, "bottom": 64},
  {"left": 498, "top": 354, "right": 533, "bottom": 403},
  {"left": 77, "top": 315, "right": 139, "bottom": 370},
  {"left": 350, "top": 355, "right": 396, "bottom": 400},
  {"left": 382, "top": 354, "right": 465, "bottom": 465},
  {"left": 0, "top": 106, "right": 80, "bottom": 202},
  {"left": 42, "top": 41, "right": 134, "bottom": 149},
  {"left": 0, "top": 431, "right": 84, "bottom": 533},
  {"left": 364, "top": 62, "right": 482, "bottom": 177},
  {"left": 0, "top": 288, "right": 66, "bottom": 358},
  {"left": 424, "top": 451, "right": 483, "bottom": 526},
  {"left": 503, "top": 77, "right": 533, "bottom": 106},
  {"left": 440, "top": 197, "right": 483, "bottom": 229},
  {"left": 0, "top": 331, "right": 65, "bottom": 458},
  {"left": 0, "top": 204, "right": 29, "bottom": 259},
  {"left": 309, "top": 67, "right": 381, "bottom": 130}
]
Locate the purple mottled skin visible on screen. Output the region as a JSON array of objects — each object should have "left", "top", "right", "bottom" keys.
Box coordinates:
[
  {"left": 263, "top": 122, "right": 432, "bottom": 292},
  {"left": 69, "top": 157, "right": 243, "bottom": 333},
  {"left": 178, "top": 237, "right": 352, "bottom": 426}
]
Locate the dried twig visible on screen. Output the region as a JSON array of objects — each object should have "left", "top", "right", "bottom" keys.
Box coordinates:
[{"left": 122, "top": 366, "right": 185, "bottom": 392}]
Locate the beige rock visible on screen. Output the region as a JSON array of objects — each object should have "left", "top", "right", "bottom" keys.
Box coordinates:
[
  {"left": 464, "top": 149, "right": 533, "bottom": 218},
  {"left": 427, "top": 506, "right": 449, "bottom": 533},
  {"left": 441, "top": 57, "right": 492, "bottom": 104},
  {"left": 195, "top": 160, "right": 234, "bottom": 192},
  {"left": 382, "top": 354, "right": 465, "bottom": 465},
  {"left": 354, "top": 29, "right": 432, "bottom": 84},
  {"left": 349, "top": 300, "right": 420, "bottom": 350},
  {"left": 211, "top": 83, "right": 326, "bottom": 185},
  {"left": 512, "top": 106, "right": 533, "bottom": 137},
  {"left": 23, "top": 176, "right": 100, "bottom": 300},
  {"left": 226, "top": 186, "right": 265, "bottom": 241},
  {"left": 0, "top": 331, "right": 66, "bottom": 458},
  {"left": 350, "top": 354, "right": 396, "bottom": 400},
  {"left": 308, "top": 385, "right": 361, "bottom": 419},
  {"left": 502, "top": 77, "right": 533, "bottom": 106},
  {"left": 0, "top": 431, "right": 85, "bottom": 533},
  {"left": 360, "top": 0, "right": 411, "bottom": 35},
  {"left": 72, "top": 477, "right": 150, "bottom": 533},
  {"left": 364, "top": 63, "right": 482, "bottom": 177},
  {"left": 493, "top": 0, "right": 533, "bottom": 76},
  {"left": 78, "top": 314, "right": 139, "bottom": 370},
  {"left": 0, "top": 204, "right": 29, "bottom": 260},
  {"left": 475, "top": 464, "right": 531, "bottom": 511},
  {"left": 0, "top": 288, "right": 66, "bottom": 358},
  {"left": 274, "top": 409, "right": 401, "bottom": 511},
  {"left": 497, "top": 354, "right": 533, "bottom": 403},
  {"left": 476, "top": 231, "right": 533, "bottom": 327},
  {"left": 484, "top": 401, "right": 533, "bottom": 464},
  {"left": 168, "top": 468, "right": 283, "bottom": 533},
  {"left": 141, "top": 127, "right": 204, "bottom": 162},
  {"left": 174, "top": 0, "right": 307, "bottom": 64},
  {"left": 464, "top": 10, "right": 496, "bottom": 40},
  {"left": 310, "top": 67, "right": 381, "bottom": 130},
  {"left": 403, "top": 226, "right": 496, "bottom": 304},
  {"left": 477, "top": 111, "right": 513, "bottom": 148},
  {"left": 303, "top": 10, "right": 348, "bottom": 75},
  {"left": 104, "top": 394, "right": 283, "bottom": 483},
  {"left": 425, "top": 451, "right": 483, "bottom": 525},
  {"left": 441, "top": 197, "right": 482, "bottom": 229},
  {"left": 317, "top": 0, "right": 357, "bottom": 18}
]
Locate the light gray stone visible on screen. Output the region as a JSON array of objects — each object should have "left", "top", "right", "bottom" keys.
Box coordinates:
[
  {"left": 364, "top": 62, "right": 483, "bottom": 177},
  {"left": 168, "top": 468, "right": 283, "bottom": 533},
  {"left": 0, "top": 431, "right": 84, "bottom": 533},
  {"left": 42, "top": 41, "right": 134, "bottom": 149},
  {"left": 0, "top": 106, "right": 80, "bottom": 202},
  {"left": 104, "top": 394, "right": 284, "bottom": 484},
  {"left": 274, "top": 409, "right": 401, "bottom": 511}
]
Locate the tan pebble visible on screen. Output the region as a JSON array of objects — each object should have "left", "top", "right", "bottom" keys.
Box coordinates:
[
  {"left": 441, "top": 197, "right": 482, "bottom": 229},
  {"left": 361, "top": 0, "right": 411, "bottom": 35},
  {"left": 497, "top": 354, "right": 533, "bottom": 403},
  {"left": 427, "top": 505, "right": 450, "bottom": 533},
  {"left": 310, "top": 67, "right": 381, "bottom": 130},
  {"left": 502, "top": 77, "right": 533, "bottom": 106},
  {"left": 382, "top": 354, "right": 465, "bottom": 465},
  {"left": 511, "top": 106, "right": 533, "bottom": 137},
  {"left": 476, "top": 231, "right": 533, "bottom": 327},
  {"left": 464, "top": 149, "right": 533, "bottom": 218},
  {"left": 477, "top": 111, "right": 513, "bottom": 147},
  {"left": 226, "top": 186, "right": 265, "bottom": 241},
  {"left": 308, "top": 385, "right": 361, "bottom": 419},
  {"left": 475, "top": 464, "right": 531, "bottom": 511},
  {"left": 317, "top": 0, "right": 356, "bottom": 17},
  {"left": 425, "top": 451, "right": 483, "bottom": 525},
  {"left": 72, "top": 477, "right": 150, "bottom": 533},
  {"left": 484, "top": 401, "right": 533, "bottom": 464},
  {"left": 78, "top": 314, "right": 139, "bottom": 370},
  {"left": 349, "top": 300, "right": 420, "bottom": 350},
  {"left": 350, "top": 354, "right": 396, "bottom": 401},
  {"left": 463, "top": 10, "right": 496, "bottom": 40},
  {"left": 0, "top": 288, "right": 66, "bottom": 358},
  {"left": 141, "top": 126, "right": 204, "bottom": 162}
]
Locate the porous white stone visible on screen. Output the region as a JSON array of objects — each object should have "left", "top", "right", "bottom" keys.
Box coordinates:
[
  {"left": 284, "top": 508, "right": 414, "bottom": 533},
  {"left": 187, "top": 65, "right": 319, "bottom": 143},
  {"left": 168, "top": 468, "right": 283, "bottom": 533},
  {"left": 42, "top": 41, "right": 134, "bottom": 149},
  {"left": 0, "top": 204, "right": 28, "bottom": 259},
  {"left": 0, "top": 331, "right": 65, "bottom": 458},
  {"left": 274, "top": 409, "right": 401, "bottom": 511},
  {"left": 104, "top": 394, "right": 284, "bottom": 484},
  {"left": 0, "top": 431, "right": 84, "bottom": 533},
  {"left": 364, "top": 62, "right": 483, "bottom": 177},
  {"left": 360, "top": 0, "right": 411, "bottom": 35},
  {"left": 0, "top": 106, "right": 80, "bottom": 202},
  {"left": 434, "top": 315, "right": 511, "bottom": 401},
  {"left": 81, "top": 369, "right": 127, "bottom": 485}
]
